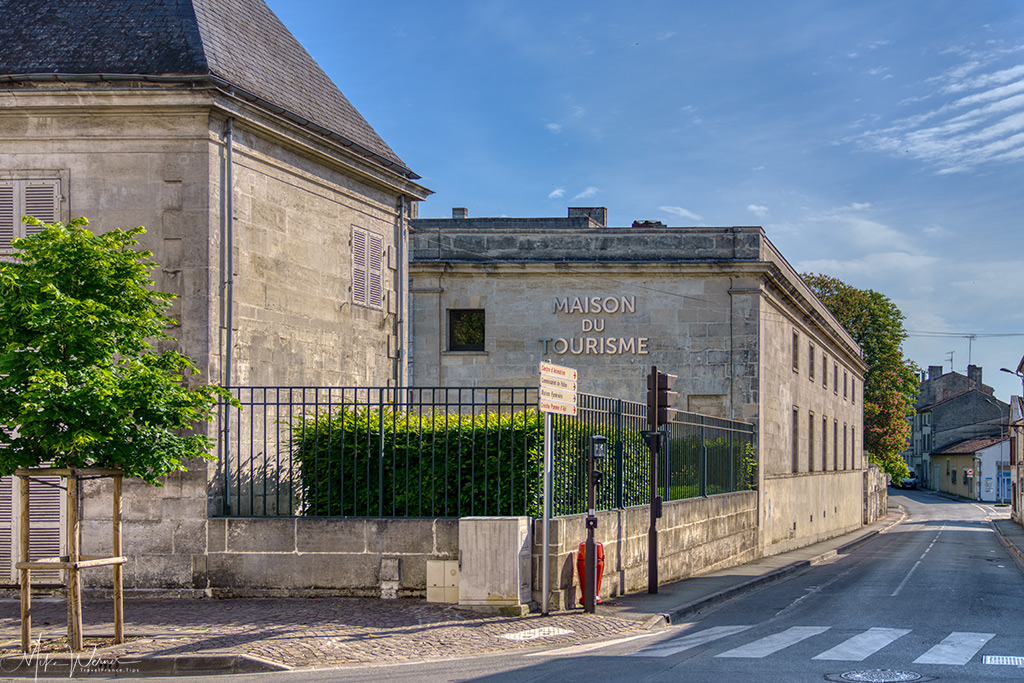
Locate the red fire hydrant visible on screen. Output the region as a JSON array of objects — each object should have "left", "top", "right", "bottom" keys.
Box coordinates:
[{"left": 577, "top": 541, "right": 605, "bottom": 604}]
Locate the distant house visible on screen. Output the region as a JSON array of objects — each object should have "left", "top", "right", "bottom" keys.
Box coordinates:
[
  {"left": 931, "top": 436, "right": 1009, "bottom": 502},
  {"left": 904, "top": 365, "right": 1008, "bottom": 490},
  {"left": 0, "top": 0, "right": 430, "bottom": 588}
]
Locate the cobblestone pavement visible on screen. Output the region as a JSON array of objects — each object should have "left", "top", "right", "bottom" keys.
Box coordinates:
[{"left": 0, "top": 597, "right": 643, "bottom": 669}]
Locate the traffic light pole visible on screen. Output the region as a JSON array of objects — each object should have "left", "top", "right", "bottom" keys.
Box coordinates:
[
  {"left": 647, "top": 365, "right": 660, "bottom": 594},
  {"left": 646, "top": 365, "right": 676, "bottom": 595}
]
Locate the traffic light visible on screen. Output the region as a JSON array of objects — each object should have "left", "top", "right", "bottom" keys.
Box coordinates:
[{"left": 646, "top": 368, "right": 678, "bottom": 428}]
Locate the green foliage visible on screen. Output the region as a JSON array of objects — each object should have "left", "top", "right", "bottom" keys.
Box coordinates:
[
  {"left": 802, "top": 272, "right": 917, "bottom": 483},
  {"left": 292, "top": 405, "right": 544, "bottom": 516},
  {"left": 0, "top": 218, "right": 229, "bottom": 483}
]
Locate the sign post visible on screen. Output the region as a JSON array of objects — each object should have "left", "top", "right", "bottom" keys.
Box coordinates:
[{"left": 538, "top": 361, "right": 577, "bottom": 616}]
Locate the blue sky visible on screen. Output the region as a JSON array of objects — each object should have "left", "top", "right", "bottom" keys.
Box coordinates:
[{"left": 268, "top": 0, "right": 1024, "bottom": 402}]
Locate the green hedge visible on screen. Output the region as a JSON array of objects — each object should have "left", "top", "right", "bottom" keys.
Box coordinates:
[{"left": 291, "top": 405, "right": 544, "bottom": 517}]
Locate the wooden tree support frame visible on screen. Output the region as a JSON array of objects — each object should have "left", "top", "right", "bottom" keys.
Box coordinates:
[{"left": 15, "top": 467, "right": 126, "bottom": 652}]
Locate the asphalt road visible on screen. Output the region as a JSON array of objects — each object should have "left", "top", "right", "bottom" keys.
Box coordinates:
[{"left": 270, "top": 490, "right": 1024, "bottom": 683}]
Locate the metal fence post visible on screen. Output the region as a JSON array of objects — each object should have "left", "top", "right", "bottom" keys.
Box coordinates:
[
  {"left": 700, "top": 419, "right": 708, "bottom": 497},
  {"left": 615, "top": 398, "right": 624, "bottom": 509}
]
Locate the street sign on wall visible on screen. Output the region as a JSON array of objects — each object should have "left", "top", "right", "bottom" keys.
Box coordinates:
[{"left": 539, "top": 362, "right": 578, "bottom": 416}]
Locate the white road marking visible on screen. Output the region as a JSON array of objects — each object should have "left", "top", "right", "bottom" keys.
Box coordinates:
[
  {"left": 812, "top": 627, "right": 911, "bottom": 661},
  {"left": 914, "top": 631, "right": 994, "bottom": 665},
  {"left": 628, "top": 625, "right": 755, "bottom": 658},
  {"left": 525, "top": 632, "right": 662, "bottom": 657},
  {"left": 715, "top": 626, "right": 830, "bottom": 658}
]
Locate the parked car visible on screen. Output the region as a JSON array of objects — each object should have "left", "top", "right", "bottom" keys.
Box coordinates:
[{"left": 900, "top": 471, "right": 918, "bottom": 489}]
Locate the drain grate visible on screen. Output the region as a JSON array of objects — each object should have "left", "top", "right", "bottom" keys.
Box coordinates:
[
  {"left": 839, "top": 670, "right": 923, "bottom": 683},
  {"left": 984, "top": 655, "right": 1024, "bottom": 666}
]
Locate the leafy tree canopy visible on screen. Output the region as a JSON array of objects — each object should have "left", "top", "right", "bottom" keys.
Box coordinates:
[
  {"left": 802, "top": 273, "right": 918, "bottom": 483},
  {"left": 0, "top": 217, "right": 229, "bottom": 483}
]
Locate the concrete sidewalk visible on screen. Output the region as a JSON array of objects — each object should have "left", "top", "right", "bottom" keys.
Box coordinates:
[{"left": 0, "top": 504, "right": 1018, "bottom": 677}]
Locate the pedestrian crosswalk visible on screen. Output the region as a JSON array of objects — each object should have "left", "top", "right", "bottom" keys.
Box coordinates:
[{"left": 629, "top": 624, "right": 1004, "bottom": 666}]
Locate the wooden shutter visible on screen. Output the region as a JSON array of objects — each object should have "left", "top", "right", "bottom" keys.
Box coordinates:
[
  {"left": 0, "top": 477, "right": 11, "bottom": 584},
  {"left": 0, "top": 182, "right": 15, "bottom": 251},
  {"left": 26, "top": 474, "right": 63, "bottom": 583},
  {"left": 368, "top": 232, "right": 383, "bottom": 310},
  {"left": 0, "top": 474, "right": 64, "bottom": 585},
  {"left": 23, "top": 179, "right": 60, "bottom": 235},
  {"left": 352, "top": 227, "right": 368, "bottom": 307},
  {"left": 0, "top": 178, "right": 60, "bottom": 251}
]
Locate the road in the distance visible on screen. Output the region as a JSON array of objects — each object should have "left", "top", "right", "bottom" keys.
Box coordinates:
[{"left": 97, "top": 491, "right": 1024, "bottom": 683}]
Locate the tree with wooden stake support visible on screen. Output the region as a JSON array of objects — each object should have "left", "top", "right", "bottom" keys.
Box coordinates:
[{"left": 0, "top": 217, "right": 230, "bottom": 652}]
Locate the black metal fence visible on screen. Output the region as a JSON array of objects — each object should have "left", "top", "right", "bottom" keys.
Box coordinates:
[{"left": 218, "top": 387, "right": 755, "bottom": 518}]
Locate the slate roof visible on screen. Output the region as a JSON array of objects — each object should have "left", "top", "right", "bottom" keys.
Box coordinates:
[{"left": 0, "top": 0, "right": 416, "bottom": 178}]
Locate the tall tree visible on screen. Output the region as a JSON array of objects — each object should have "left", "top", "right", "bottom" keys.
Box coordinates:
[
  {"left": 802, "top": 273, "right": 917, "bottom": 483},
  {"left": 0, "top": 217, "right": 228, "bottom": 482}
]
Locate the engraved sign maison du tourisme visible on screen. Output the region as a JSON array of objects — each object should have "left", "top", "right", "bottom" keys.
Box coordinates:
[{"left": 539, "top": 361, "right": 578, "bottom": 416}]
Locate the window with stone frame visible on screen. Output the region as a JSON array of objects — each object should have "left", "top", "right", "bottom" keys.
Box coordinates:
[
  {"left": 448, "top": 309, "right": 485, "bottom": 352},
  {"left": 808, "top": 411, "right": 815, "bottom": 472},
  {"left": 792, "top": 331, "right": 799, "bottom": 372},
  {"left": 792, "top": 407, "right": 800, "bottom": 473},
  {"left": 351, "top": 226, "right": 384, "bottom": 310},
  {"left": 0, "top": 177, "right": 60, "bottom": 254}
]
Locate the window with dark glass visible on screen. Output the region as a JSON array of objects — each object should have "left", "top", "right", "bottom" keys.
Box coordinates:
[{"left": 449, "top": 309, "right": 485, "bottom": 351}]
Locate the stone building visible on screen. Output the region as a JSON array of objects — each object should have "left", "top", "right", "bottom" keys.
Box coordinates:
[
  {"left": 904, "top": 365, "right": 1008, "bottom": 490},
  {"left": 409, "top": 208, "right": 871, "bottom": 554},
  {"left": 0, "top": 0, "right": 429, "bottom": 587}
]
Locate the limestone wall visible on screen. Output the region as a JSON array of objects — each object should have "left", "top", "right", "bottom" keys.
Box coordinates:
[{"left": 533, "top": 492, "right": 759, "bottom": 610}]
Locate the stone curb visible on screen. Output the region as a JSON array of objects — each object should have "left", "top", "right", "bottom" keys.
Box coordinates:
[
  {"left": 991, "top": 519, "right": 1024, "bottom": 571},
  {"left": 0, "top": 653, "right": 289, "bottom": 678}
]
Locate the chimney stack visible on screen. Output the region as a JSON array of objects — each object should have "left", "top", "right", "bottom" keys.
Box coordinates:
[
  {"left": 968, "top": 364, "right": 982, "bottom": 386},
  {"left": 568, "top": 207, "right": 607, "bottom": 227},
  {"left": 928, "top": 365, "right": 944, "bottom": 381},
  {"left": 452, "top": 207, "right": 468, "bottom": 219}
]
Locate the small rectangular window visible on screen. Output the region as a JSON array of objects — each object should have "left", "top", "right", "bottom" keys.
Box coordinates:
[
  {"left": 852, "top": 380, "right": 856, "bottom": 405},
  {"left": 809, "top": 343, "right": 815, "bottom": 381},
  {"left": 792, "top": 331, "right": 800, "bottom": 372},
  {"left": 822, "top": 353, "right": 828, "bottom": 389},
  {"left": 448, "top": 309, "right": 485, "bottom": 352},
  {"left": 844, "top": 371, "right": 848, "bottom": 399},
  {"left": 833, "top": 364, "right": 839, "bottom": 394}
]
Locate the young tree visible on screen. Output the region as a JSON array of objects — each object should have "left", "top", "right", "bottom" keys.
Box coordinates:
[
  {"left": 802, "top": 273, "right": 917, "bottom": 483},
  {"left": 0, "top": 217, "right": 227, "bottom": 483}
]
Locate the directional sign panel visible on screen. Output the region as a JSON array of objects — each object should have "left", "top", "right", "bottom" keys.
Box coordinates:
[
  {"left": 540, "top": 385, "right": 578, "bottom": 405},
  {"left": 539, "top": 362, "right": 578, "bottom": 415},
  {"left": 540, "top": 361, "right": 578, "bottom": 381},
  {"left": 539, "top": 399, "right": 577, "bottom": 416}
]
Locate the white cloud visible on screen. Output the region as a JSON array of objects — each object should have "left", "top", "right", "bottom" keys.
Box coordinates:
[
  {"left": 747, "top": 204, "right": 769, "bottom": 218},
  {"left": 548, "top": 187, "right": 565, "bottom": 199},
  {"left": 850, "top": 46, "right": 1024, "bottom": 173},
  {"left": 545, "top": 122, "right": 563, "bottom": 133},
  {"left": 573, "top": 186, "right": 599, "bottom": 200},
  {"left": 659, "top": 205, "right": 703, "bottom": 221}
]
